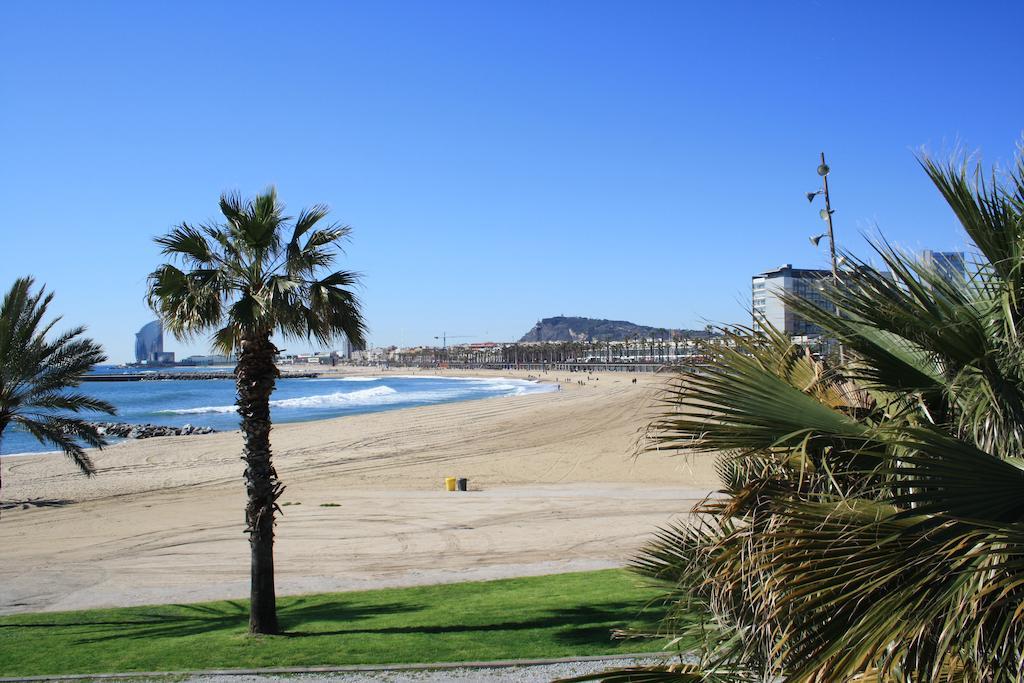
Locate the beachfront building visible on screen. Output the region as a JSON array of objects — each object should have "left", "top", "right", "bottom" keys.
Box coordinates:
[
  {"left": 350, "top": 346, "right": 390, "bottom": 364},
  {"left": 753, "top": 251, "right": 968, "bottom": 337},
  {"left": 293, "top": 351, "right": 342, "bottom": 365},
  {"left": 388, "top": 337, "right": 713, "bottom": 369},
  {"left": 751, "top": 265, "right": 832, "bottom": 336},
  {"left": 179, "top": 353, "right": 234, "bottom": 366},
  {"left": 134, "top": 320, "right": 164, "bottom": 363}
]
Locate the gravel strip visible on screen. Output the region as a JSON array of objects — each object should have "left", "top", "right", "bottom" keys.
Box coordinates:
[
  {"left": 174, "top": 658, "right": 665, "bottom": 683},
  {"left": 6, "top": 657, "right": 676, "bottom": 683}
]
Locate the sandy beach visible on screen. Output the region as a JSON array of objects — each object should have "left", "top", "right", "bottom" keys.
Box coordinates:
[{"left": 0, "top": 368, "right": 717, "bottom": 615}]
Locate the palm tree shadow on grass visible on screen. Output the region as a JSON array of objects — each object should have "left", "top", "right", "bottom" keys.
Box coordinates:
[
  {"left": 3, "top": 599, "right": 661, "bottom": 651},
  {"left": 0, "top": 601, "right": 251, "bottom": 636},
  {"left": 281, "top": 601, "right": 653, "bottom": 644},
  {"left": 2, "top": 599, "right": 419, "bottom": 645},
  {"left": 549, "top": 603, "right": 669, "bottom": 648},
  {"left": 278, "top": 598, "right": 421, "bottom": 636}
]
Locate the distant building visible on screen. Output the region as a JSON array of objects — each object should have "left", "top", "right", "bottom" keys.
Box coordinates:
[
  {"left": 347, "top": 338, "right": 365, "bottom": 361},
  {"left": 180, "top": 354, "right": 234, "bottom": 366},
  {"left": 752, "top": 265, "right": 832, "bottom": 336},
  {"left": 753, "top": 251, "right": 967, "bottom": 337},
  {"left": 921, "top": 250, "right": 967, "bottom": 284},
  {"left": 134, "top": 321, "right": 164, "bottom": 363},
  {"left": 293, "top": 352, "right": 341, "bottom": 365}
]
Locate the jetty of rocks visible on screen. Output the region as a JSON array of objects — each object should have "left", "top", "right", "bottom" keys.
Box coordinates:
[
  {"left": 87, "top": 422, "right": 217, "bottom": 439},
  {"left": 83, "top": 371, "right": 321, "bottom": 382}
]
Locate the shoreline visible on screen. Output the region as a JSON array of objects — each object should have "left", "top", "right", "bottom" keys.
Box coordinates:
[
  {"left": 0, "top": 369, "right": 559, "bottom": 458},
  {"left": 0, "top": 366, "right": 716, "bottom": 614}
]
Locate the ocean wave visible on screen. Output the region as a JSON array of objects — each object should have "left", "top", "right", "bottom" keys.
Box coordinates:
[
  {"left": 271, "top": 386, "right": 397, "bottom": 408},
  {"left": 300, "top": 376, "right": 380, "bottom": 382},
  {"left": 158, "top": 386, "right": 399, "bottom": 414},
  {"left": 466, "top": 378, "right": 557, "bottom": 394},
  {"left": 159, "top": 404, "right": 238, "bottom": 415},
  {"left": 510, "top": 383, "right": 558, "bottom": 396},
  {"left": 156, "top": 378, "right": 553, "bottom": 416},
  {"left": 390, "top": 376, "right": 557, "bottom": 397},
  {"left": 390, "top": 375, "right": 499, "bottom": 382},
  {"left": 473, "top": 383, "right": 518, "bottom": 393},
  {"left": 392, "top": 375, "right": 542, "bottom": 387}
]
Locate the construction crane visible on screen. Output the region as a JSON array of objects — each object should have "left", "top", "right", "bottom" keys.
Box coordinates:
[{"left": 434, "top": 332, "right": 474, "bottom": 349}]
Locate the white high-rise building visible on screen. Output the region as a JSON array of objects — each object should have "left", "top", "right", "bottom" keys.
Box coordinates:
[
  {"left": 752, "top": 265, "right": 832, "bottom": 335},
  {"left": 134, "top": 320, "right": 164, "bottom": 362},
  {"left": 752, "top": 251, "right": 967, "bottom": 337}
]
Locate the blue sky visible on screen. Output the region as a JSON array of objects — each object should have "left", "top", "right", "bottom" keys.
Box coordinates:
[{"left": 2, "top": 1, "right": 1021, "bottom": 362}]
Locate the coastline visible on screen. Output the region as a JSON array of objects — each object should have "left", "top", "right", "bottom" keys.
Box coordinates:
[
  {"left": 0, "top": 368, "right": 559, "bottom": 458},
  {"left": 0, "top": 367, "right": 717, "bottom": 614}
]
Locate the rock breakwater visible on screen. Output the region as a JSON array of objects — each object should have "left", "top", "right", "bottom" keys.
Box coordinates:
[
  {"left": 83, "top": 372, "right": 321, "bottom": 382},
  {"left": 88, "top": 422, "right": 217, "bottom": 439}
]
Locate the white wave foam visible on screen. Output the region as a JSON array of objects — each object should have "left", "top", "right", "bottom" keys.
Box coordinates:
[
  {"left": 301, "top": 376, "right": 380, "bottom": 382},
  {"left": 466, "top": 378, "right": 557, "bottom": 395},
  {"left": 271, "top": 385, "right": 397, "bottom": 408},
  {"left": 159, "top": 386, "right": 399, "bottom": 414},
  {"left": 506, "top": 383, "right": 558, "bottom": 396},
  {"left": 390, "top": 375, "right": 522, "bottom": 383},
  {"left": 157, "top": 378, "right": 554, "bottom": 416},
  {"left": 392, "top": 375, "right": 544, "bottom": 388},
  {"left": 0, "top": 448, "right": 65, "bottom": 458},
  {"left": 419, "top": 377, "right": 557, "bottom": 397},
  {"left": 390, "top": 374, "right": 459, "bottom": 381},
  {"left": 160, "top": 404, "right": 237, "bottom": 415}
]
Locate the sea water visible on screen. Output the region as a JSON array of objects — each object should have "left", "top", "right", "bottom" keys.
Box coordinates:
[{"left": 0, "top": 368, "right": 556, "bottom": 456}]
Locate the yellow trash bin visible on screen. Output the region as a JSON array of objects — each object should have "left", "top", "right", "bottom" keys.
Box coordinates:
[{"left": 445, "top": 477, "right": 457, "bottom": 492}]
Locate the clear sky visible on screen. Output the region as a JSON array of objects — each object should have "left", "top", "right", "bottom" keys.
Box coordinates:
[{"left": 2, "top": 1, "right": 1022, "bottom": 362}]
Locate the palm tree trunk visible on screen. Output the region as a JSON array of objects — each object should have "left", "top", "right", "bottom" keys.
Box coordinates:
[{"left": 237, "top": 331, "right": 282, "bottom": 635}]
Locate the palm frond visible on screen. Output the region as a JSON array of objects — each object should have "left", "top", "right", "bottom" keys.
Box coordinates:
[
  {"left": 149, "top": 190, "right": 364, "bottom": 353},
  {"left": 603, "top": 145, "right": 1024, "bottom": 682},
  {"left": 154, "top": 223, "right": 219, "bottom": 265},
  {"left": 291, "top": 204, "right": 331, "bottom": 242},
  {"left": 146, "top": 264, "right": 226, "bottom": 341},
  {"left": 1, "top": 278, "right": 111, "bottom": 479}
]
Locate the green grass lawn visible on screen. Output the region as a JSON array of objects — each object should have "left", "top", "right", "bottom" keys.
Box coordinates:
[{"left": 0, "top": 569, "right": 673, "bottom": 677}]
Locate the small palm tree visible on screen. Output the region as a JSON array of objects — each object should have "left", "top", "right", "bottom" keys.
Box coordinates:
[
  {"left": 147, "top": 188, "right": 366, "bottom": 635},
  {"left": 569, "top": 147, "right": 1024, "bottom": 682},
  {"left": 0, "top": 277, "right": 114, "bottom": 496}
]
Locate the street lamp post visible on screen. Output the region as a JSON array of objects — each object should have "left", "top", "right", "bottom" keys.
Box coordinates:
[
  {"left": 807, "top": 152, "right": 844, "bottom": 360},
  {"left": 808, "top": 152, "right": 839, "bottom": 284},
  {"left": 820, "top": 153, "right": 839, "bottom": 284}
]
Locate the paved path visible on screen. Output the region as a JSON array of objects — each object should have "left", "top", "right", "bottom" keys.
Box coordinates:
[
  {"left": 180, "top": 658, "right": 663, "bottom": 682},
  {"left": 0, "top": 656, "right": 676, "bottom": 683}
]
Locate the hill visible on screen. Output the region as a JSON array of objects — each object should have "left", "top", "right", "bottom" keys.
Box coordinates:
[{"left": 518, "top": 316, "right": 711, "bottom": 343}]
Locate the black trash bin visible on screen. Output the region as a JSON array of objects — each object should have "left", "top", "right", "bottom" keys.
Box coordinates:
[{"left": 456, "top": 478, "right": 468, "bottom": 491}]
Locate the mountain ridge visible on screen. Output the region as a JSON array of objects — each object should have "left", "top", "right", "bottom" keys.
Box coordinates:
[{"left": 518, "top": 316, "right": 712, "bottom": 343}]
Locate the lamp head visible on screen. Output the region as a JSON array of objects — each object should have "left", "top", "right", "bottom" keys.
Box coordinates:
[
  {"left": 817, "top": 163, "right": 830, "bottom": 177},
  {"left": 820, "top": 208, "right": 831, "bottom": 220},
  {"left": 809, "top": 234, "right": 826, "bottom": 247},
  {"left": 806, "top": 191, "right": 818, "bottom": 203}
]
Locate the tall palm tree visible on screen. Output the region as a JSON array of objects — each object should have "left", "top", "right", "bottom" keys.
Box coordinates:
[
  {"left": 569, "top": 148, "right": 1024, "bottom": 682},
  {"left": 147, "top": 188, "right": 366, "bottom": 635},
  {"left": 0, "top": 277, "right": 114, "bottom": 497}
]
